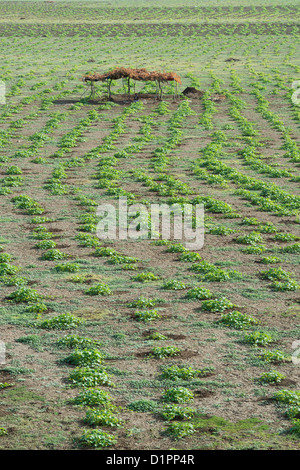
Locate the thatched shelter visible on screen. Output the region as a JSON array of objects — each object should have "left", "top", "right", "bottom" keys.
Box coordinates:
[{"left": 82, "top": 67, "right": 181, "bottom": 100}]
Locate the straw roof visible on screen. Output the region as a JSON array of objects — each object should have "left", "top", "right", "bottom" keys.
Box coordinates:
[{"left": 83, "top": 67, "right": 182, "bottom": 84}]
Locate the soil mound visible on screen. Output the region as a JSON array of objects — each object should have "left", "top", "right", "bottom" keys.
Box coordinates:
[
  {"left": 225, "top": 57, "right": 240, "bottom": 62},
  {"left": 182, "top": 87, "right": 204, "bottom": 98}
]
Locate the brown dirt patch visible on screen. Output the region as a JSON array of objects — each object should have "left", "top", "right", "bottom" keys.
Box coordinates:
[{"left": 194, "top": 389, "right": 216, "bottom": 399}]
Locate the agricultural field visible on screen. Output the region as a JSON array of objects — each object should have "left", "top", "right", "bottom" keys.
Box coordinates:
[{"left": 0, "top": 0, "right": 300, "bottom": 451}]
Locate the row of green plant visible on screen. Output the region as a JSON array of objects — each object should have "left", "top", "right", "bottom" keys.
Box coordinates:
[
  {"left": 0, "top": 80, "right": 71, "bottom": 124},
  {"left": 38, "top": 315, "right": 121, "bottom": 448},
  {"left": 193, "top": 138, "right": 300, "bottom": 217},
  {"left": 251, "top": 86, "right": 300, "bottom": 164},
  {"left": 0, "top": 245, "right": 48, "bottom": 315}
]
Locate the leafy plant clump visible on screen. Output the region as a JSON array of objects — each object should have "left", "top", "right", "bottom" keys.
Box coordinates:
[
  {"left": 241, "top": 245, "right": 266, "bottom": 254},
  {"left": 42, "top": 249, "right": 68, "bottom": 261},
  {"left": 62, "top": 348, "right": 105, "bottom": 367},
  {"left": 185, "top": 287, "right": 213, "bottom": 300},
  {"left": 84, "top": 283, "right": 112, "bottom": 296},
  {"left": 260, "top": 267, "right": 293, "bottom": 282},
  {"left": 68, "top": 367, "right": 115, "bottom": 388},
  {"left": 94, "top": 246, "right": 117, "bottom": 257},
  {"left": 0, "top": 427, "right": 8, "bottom": 436},
  {"left": 0, "top": 263, "right": 21, "bottom": 276},
  {"left": 257, "top": 222, "right": 278, "bottom": 233},
  {"left": 12, "top": 194, "right": 44, "bottom": 215},
  {"left": 84, "top": 408, "right": 123, "bottom": 427},
  {"left": 179, "top": 251, "right": 202, "bottom": 262},
  {"left": 149, "top": 346, "right": 181, "bottom": 359},
  {"left": 161, "top": 387, "right": 194, "bottom": 404},
  {"left": 256, "top": 370, "right": 286, "bottom": 384},
  {"left": 127, "top": 296, "right": 159, "bottom": 308},
  {"left": 201, "top": 297, "right": 235, "bottom": 313},
  {"left": 166, "top": 243, "right": 188, "bottom": 254},
  {"left": 0, "top": 253, "right": 12, "bottom": 263},
  {"left": 0, "top": 383, "right": 13, "bottom": 390},
  {"left": 161, "top": 404, "right": 196, "bottom": 421},
  {"left": 271, "top": 279, "right": 299, "bottom": 291},
  {"left": 55, "top": 262, "right": 80, "bottom": 273},
  {"left": 6, "top": 286, "right": 42, "bottom": 303},
  {"left": 35, "top": 240, "right": 57, "bottom": 250},
  {"left": 79, "top": 429, "right": 117, "bottom": 448},
  {"left": 75, "top": 233, "right": 100, "bottom": 248},
  {"left": 30, "top": 216, "right": 53, "bottom": 224},
  {"left": 290, "top": 419, "right": 300, "bottom": 435},
  {"left": 132, "top": 272, "right": 159, "bottom": 282},
  {"left": 31, "top": 227, "right": 53, "bottom": 240},
  {"left": 204, "top": 267, "right": 235, "bottom": 282},
  {"left": 241, "top": 217, "right": 259, "bottom": 226},
  {"left": 133, "top": 309, "right": 161, "bottom": 322},
  {"left": 190, "top": 261, "right": 232, "bottom": 282},
  {"left": 0, "top": 275, "right": 28, "bottom": 287},
  {"left": 38, "top": 313, "right": 83, "bottom": 330},
  {"left": 258, "top": 349, "right": 289, "bottom": 364},
  {"left": 242, "top": 331, "right": 273, "bottom": 346},
  {"left": 146, "top": 332, "right": 168, "bottom": 341},
  {"left": 217, "top": 311, "right": 258, "bottom": 329},
  {"left": 280, "top": 243, "right": 300, "bottom": 254},
  {"left": 162, "top": 279, "right": 186, "bottom": 290},
  {"left": 160, "top": 365, "right": 214, "bottom": 381},
  {"left": 260, "top": 256, "right": 281, "bottom": 264},
  {"left": 272, "top": 390, "right": 300, "bottom": 422},
  {"left": 274, "top": 233, "right": 299, "bottom": 242},
  {"left": 57, "top": 334, "right": 101, "bottom": 350},
  {"left": 70, "top": 388, "right": 112, "bottom": 407},
  {"left": 108, "top": 254, "right": 138, "bottom": 265},
  {"left": 25, "top": 302, "right": 48, "bottom": 314},
  {"left": 236, "top": 231, "right": 263, "bottom": 245},
  {"left": 272, "top": 390, "right": 300, "bottom": 405},
  {"left": 164, "top": 421, "right": 196, "bottom": 440}
]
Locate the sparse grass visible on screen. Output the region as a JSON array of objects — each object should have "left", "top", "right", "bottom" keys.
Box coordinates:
[{"left": 127, "top": 399, "right": 159, "bottom": 413}]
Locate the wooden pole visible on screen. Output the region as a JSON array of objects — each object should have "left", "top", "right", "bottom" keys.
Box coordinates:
[
  {"left": 107, "top": 79, "right": 112, "bottom": 99},
  {"left": 90, "top": 81, "right": 95, "bottom": 100},
  {"left": 158, "top": 81, "right": 162, "bottom": 101},
  {"left": 127, "top": 77, "right": 130, "bottom": 97},
  {"left": 155, "top": 80, "right": 159, "bottom": 100}
]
